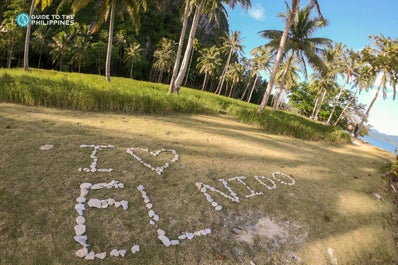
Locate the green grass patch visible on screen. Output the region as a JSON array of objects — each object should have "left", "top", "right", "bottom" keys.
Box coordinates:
[{"left": 0, "top": 68, "right": 350, "bottom": 143}]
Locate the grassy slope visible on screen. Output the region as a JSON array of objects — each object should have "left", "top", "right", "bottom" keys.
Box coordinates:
[
  {"left": 0, "top": 68, "right": 350, "bottom": 143},
  {"left": 0, "top": 102, "right": 397, "bottom": 265}
]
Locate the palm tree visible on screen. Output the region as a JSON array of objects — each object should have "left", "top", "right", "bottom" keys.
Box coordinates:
[
  {"left": 246, "top": 45, "right": 273, "bottom": 103},
  {"left": 258, "top": 4, "right": 330, "bottom": 112},
  {"left": 24, "top": 0, "right": 52, "bottom": 71},
  {"left": 326, "top": 47, "right": 360, "bottom": 124},
  {"left": 225, "top": 61, "right": 245, "bottom": 97},
  {"left": 273, "top": 59, "right": 300, "bottom": 109},
  {"left": 215, "top": 30, "right": 245, "bottom": 95},
  {"left": 184, "top": 38, "right": 200, "bottom": 86},
  {"left": 72, "top": 0, "right": 147, "bottom": 82},
  {"left": 70, "top": 36, "right": 89, "bottom": 72},
  {"left": 152, "top": 38, "right": 176, "bottom": 83},
  {"left": 360, "top": 36, "right": 397, "bottom": 125},
  {"left": 171, "top": 0, "right": 251, "bottom": 93},
  {"left": 196, "top": 46, "right": 222, "bottom": 91},
  {"left": 310, "top": 70, "right": 338, "bottom": 121},
  {"left": 31, "top": 29, "right": 48, "bottom": 68},
  {"left": 124, "top": 42, "right": 143, "bottom": 79},
  {"left": 257, "top": 0, "right": 324, "bottom": 113},
  {"left": 49, "top": 31, "right": 69, "bottom": 71}
]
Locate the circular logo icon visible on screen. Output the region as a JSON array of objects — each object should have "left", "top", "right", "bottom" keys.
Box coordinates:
[{"left": 16, "top": 13, "right": 30, "bottom": 27}]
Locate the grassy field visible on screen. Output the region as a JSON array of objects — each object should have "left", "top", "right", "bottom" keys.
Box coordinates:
[
  {"left": 0, "top": 102, "right": 397, "bottom": 264},
  {"left": 0, "top": 68, "right": 350, "bottom": 143}
]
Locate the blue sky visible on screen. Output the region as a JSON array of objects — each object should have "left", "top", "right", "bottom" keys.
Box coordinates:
[{"left": 226, "top": 0, "right": 398, "bottom": 135}]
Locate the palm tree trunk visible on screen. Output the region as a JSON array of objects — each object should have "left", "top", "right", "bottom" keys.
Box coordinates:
[
  {"left": 240, "top": 81, "right": 250, "bottom": 100},
  {"left": 184, "top": 45, "right": 195, "bottom": 86},
  {"left": 247, "top": 74, "right": 259, "bottom": 102},
  {"left": 38, "top": 52, "right": 42, "bottom": 68},
  {"left": 361, "top": 82, "right": 382, "bottom": 125},
  {"left": 130, "top": 61, "right": 134, "bottom": 78},
  {"left": 257, "top": 0, "right": 299, "bottom": 113},
  {"left": 201, "top": 72, "right": 208, "bottom": 91},
  {"left": 174, "top": 2, "right": 203, "bottom": 93},
  {"left": 105, "top": 0, "right": 116, "bottom": 82},
  {"left": 327, "top": 76, "right": 348, "bottom": 124},
  {"left": 24, "top": 0, "right": 35, "bottom": 71},
  {"left": 313, "top": 88, "right": 326, "bottom": 120},
  {"left": 273, "top": 52, "right": 294, "bottom": 110},
  {"left": 216, "top": 48, "right": 233, "bottom": 95},
  {"left": 169, "top": 0, "right": 191, "bottom": 93}
]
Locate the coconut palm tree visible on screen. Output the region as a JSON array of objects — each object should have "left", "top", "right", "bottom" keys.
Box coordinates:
[
  {"left": 31, "top": 29, "right": 48, "bottom": 68},
  {"left": 124, "top": 42, "right": 143, "bottom": 79},
  {"left": 257, "top": 0, "right": 324, "bottom": 113},
  {"left": 49, "top": 31, "right": 69, "bottom": 71},
  {"left": 70, "top": 36, "right": 89, "bottom": 72},
  {"left": 24, "top": 0, "right": 52, "bottom": 71},
  {"left": 196, "top": 46, "right": 222, "bottom": 91},
  {"left": 215, "top": 30, "right": 245, "bottom": 95},
  {"left": 273, "top": 59, "right": 300, "bottom": 109},
  {"left": 246, "top": 45, "right": 273, "bottom": 103},
  {"left": 360, "top": 36, "right": 397, "bottom": 125},
  {"left": 72, "top": 0, "right": 147, "bottom": 82},
  {"left": 258, "top": 3, "right": 331, "bottom": 112},
  {"left": 310, "top": 70, "right": 338, "bottom": 121},
  {"left": 225, "top": 61, "right": 245, "bottom": 97},
  {"left": 152, "top": 38, "right": 176, "bottom": 83},
  {"left": 171, "top": 0, "right": 251, "bottom": 93}
]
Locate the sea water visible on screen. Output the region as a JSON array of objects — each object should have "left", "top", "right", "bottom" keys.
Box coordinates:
[{"left": 360, "top": 135, "right": 397, "bottom": 155}]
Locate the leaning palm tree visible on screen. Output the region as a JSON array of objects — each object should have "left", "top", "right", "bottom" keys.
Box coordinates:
[
  {"left": 258, "top": 3, "right": 331, "bottom": 111},
  {"left": 273, "top": 59, "right": 300, "bottom": 109},
  {"left": 257, "top": 0, "right": 324, "bottom": 113},
  {"left": 215, "top": 30, "right": 245, "bottom": 95},
  {"left": 24, "top": 0, "right": 52, "bottom": 71},
  {"left": 72, "top": 0, "right": 147, "bottom": 82},
  {"left": 124, "top": 42, "right": 143, "bottom": 79},
  {"left": 225, "top": 61, "right": 245, "bottom": 97},
  {"left": 360, "top": 36, "right": 397, "bottom": 125},
  {"left": 196, "top": 46, "right": 222, "bottom": 91},
  {"left": 170, "top": 0, "right": 251, "bottom": 93}
]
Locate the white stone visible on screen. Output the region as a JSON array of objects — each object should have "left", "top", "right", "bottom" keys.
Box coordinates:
[
  {"left": 95, "top": 252, "right": 106, "bottom": 260},
  {"left": 120, "top": 200, "right": 128, "bottom": 210},
  {"left": 131, "top": 245, "right": 140, "bottom": 253},
  {"left": 158, "top": 235, "right": 171, "bottom": 247},
  {"left": 215, "top": 205, "right": 222, "bottom": 211},
  {"left": 75, "top": 247, "right": 88, "bottom": 258},
  {"left": 199, "top": 230, "right": 207, "bottom": 236},
  {"left": 114, "top": 201, "right": 121, "bottom": 208},
  {"left": 170, "top": 240, "right": 180, "bottom": 246},
  {"left": 118, "top": 183, "right": 124, "bottom": 188},
  {"left": 204, "top": 228, "right": 211, "bottom": 234},
  {"left": 107, "top": 198, "right": 115, "bottom": 205},
  {"left": 146, "top": 203, "right": 153, "bottom": 209},
  {"left": 85, "top": 251, "right": 95, "bottom": 260},
  {"left": 211, "top": 201, "right": 218, "bottom": 207},
  {"left": 152, "top": 215, "right": 159, "bottom": 222},
  {"left": 80, "top": 183, "right": 92, "bottom": 189},
  {"left": 101, "top": 200, "right": 108, "bottom": 208},
  {"left": 91, "top": 183, "right": 104, "bottom": 190},
  {"left": 137, "top": 185, "right": 144, "bottom": 191},
  {"left": 74, "top": 203, "right": 85, "bottom": 211},
  {"left": 148, "top": 210, "right": 155, "bottom": 218},
  {"left": 76, "top": 209, "right": 84, "bottom": 216},
  {"left": 186, "top": 233, "right": 194, "bottom": 240},
  {"left": 80, "top": 189, "right": 89, "bottom": 197},
  {"left": 74, "top": 224, "right": 86, "bottom": 236},
  {"left": 76, "top": 216, "right": 85, "bottom": 225},
  {"left": 149, "top": 220, "right": 156, "bottom": 226},
  {"left": 144, "top": 198, "right": 150, "bottom": 204},
  {"left": 88, "top": 199, "right": 101, "bottom": 208},
  {"left": 157, "top": 229, "right": 165, "bottom": 236},
  {"left": 110, "top": 249, "right": 119, "bottom": 257},
  {"left": 178, "top": 234, "right": 187, "bottom": 240},
  {"left": 74, "top": 235, "right": 88, "bottom": 247},
  {"left": 76, "top": 196, "right": 86, "bottom": 203},
  {"left": 194, "top": 231, "right": 201, "bottom": 236},
  {"left": 119, "top": 249, "right": 127, "bottom": 257}
]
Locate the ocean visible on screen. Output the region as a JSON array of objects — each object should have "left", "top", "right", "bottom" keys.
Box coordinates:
[{"left": 360, "top": 135, "right": 398, "bottom": 155}]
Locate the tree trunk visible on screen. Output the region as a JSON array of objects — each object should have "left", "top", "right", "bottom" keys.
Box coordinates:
[
  {"left": 24, "top": 0, "right": 35, "bottom": 71},
  {"left": 169, "top": 0, "right": 191, "bottom": 93},
  {"left": 37, "top": 52, "right": 42, "bottom": 68},
  {"left": 201, "top": 72, "right": 208, "bottom": 91},
  {"left": 174, "top": 2, "right": 203, "bottom": 93},
  {"left": 216, "top": 48, "right": 233, "bottom": 95},
  {"left": 313, "top": 88, "right": 326, "bottom": 120},
  {"left": 247, "top": 74, "right": 259, "bottom": 103},
  {"left": 327, "top": 75, "right": 348, "bottom": 124},
  {"left": 257, "top": 0, "right": 299, "bottom": 113},
  {"left": 130, "top": 61, "right": 134, "bottom": 78},
  {"left": 361, "top": 82, "right": 382, "bottom": 125},
  {"left": 105, "top": 0, "right": 116, "bottom": 82},
  {"left": 334, "top": 88, "right": 358, "bottom": 125},
  {"left": 184, "top": 44, "right": 195, "bottom": 86}
]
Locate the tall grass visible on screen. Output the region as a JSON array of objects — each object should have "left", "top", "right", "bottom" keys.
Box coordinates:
[{"left": 0, "top": 68, "right": 350, "bottom": 143}]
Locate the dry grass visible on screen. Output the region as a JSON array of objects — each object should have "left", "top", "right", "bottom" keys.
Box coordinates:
[{"left": 0, "top": 102, "right": 397, "bottom": 265}]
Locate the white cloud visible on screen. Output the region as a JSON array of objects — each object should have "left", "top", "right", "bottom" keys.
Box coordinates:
[{"left": 248, "top": 5, "right": 266, "bottom": 21}]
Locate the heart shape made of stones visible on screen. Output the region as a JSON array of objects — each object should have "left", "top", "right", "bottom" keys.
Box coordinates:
[{"left": 126, "top": 148, "right": 179, "bottom": 175}]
